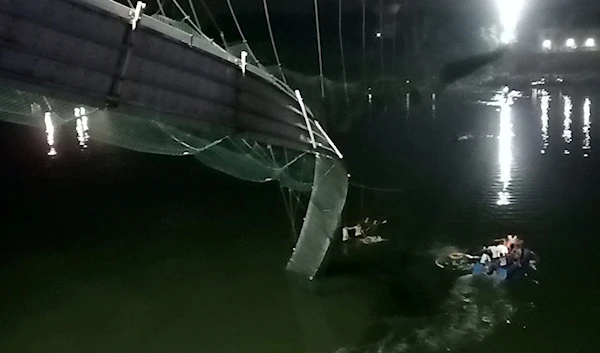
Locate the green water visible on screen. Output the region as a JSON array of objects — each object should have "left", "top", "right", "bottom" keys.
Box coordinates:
[{"left": 2, "top": 88, "right": 600, "bottom": 352}]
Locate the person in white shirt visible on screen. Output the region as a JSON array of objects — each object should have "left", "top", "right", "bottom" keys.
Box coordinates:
[
  {"left": 487, "top": 244, "right": 509, "bottom": 259},
  {"left": 480, "top": 251, "right": 492, "bottom": 264},
  {"left": 498, "top": 244, "right": 509, "bottom": 257},
  {"left": 342, "top": 223, "right": 364, "bottom": 242},
  {"left": 486, "top": 244, "right": 510, "bottom": 274},
  {"left": 495, "top": 235, "right": 518, "bottom": 249}
]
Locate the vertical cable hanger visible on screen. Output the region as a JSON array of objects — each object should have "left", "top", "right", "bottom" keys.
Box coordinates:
[
  {"left": 379, "top": 0, "right": 384, "bottom": 92},
  {"left": 314, "top": 0, "right": 325, "bottom": 99},
  {"left": 263, "top": 0, "right": 288, "bottom": 84},
  {"left": 339, "top": 0, "right": 349, "bottom": 107}
]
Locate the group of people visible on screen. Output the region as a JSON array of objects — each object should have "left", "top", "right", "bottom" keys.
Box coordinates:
[
  {"left": 342, "top": 218, "right": 388, "bottom": 244},
  {"left": 477, "top": 234, "right": 535, "bottom": 276}
]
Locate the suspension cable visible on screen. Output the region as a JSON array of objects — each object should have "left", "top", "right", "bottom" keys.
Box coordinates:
[
  {"left": 379, "top": 0, "right": 384, "bottom": 91},
  {"left": 171, "top": 0, "right": 202, "bottom": 35},
  {"left": 226, "top": 0, "right": 262, "bottom": 68},
  {"left": 362, "top": 0, "right": 367, "bottom": 91},
  {"left": 155, "top": 0, "right": 166, "bottom": 16},
  {"left": 197, "top": 0, "right": 228, "bottom": 50},
  {"left": 313, "top": 0, "right": 325, "bottom": 99},
  {"left": 187, "top": 0, "right": 201, "bottom": 32},
  {"left": 392, "top": 10, "right": 397, "bottom": 76},
  {"left": 339, "top": 0, "right": 349, "bottom": 106},
  {"left": 262, "top": 0, "right": 287, "bottom": 84}
]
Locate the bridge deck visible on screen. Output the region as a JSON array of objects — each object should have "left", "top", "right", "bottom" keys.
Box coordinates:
[{"left": 0, "top": 0, "right": 341, "bottom": 158}]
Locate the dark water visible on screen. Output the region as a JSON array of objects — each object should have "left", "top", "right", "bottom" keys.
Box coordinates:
[{"left": 2, "top": 87, "right": 600, "bottom": 352}]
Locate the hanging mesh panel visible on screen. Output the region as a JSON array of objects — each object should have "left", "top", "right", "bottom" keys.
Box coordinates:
[
  {"left": 0, "top": 89, "right": 75, "bottom": 128},
  {"left": 0, "top": 85, "right": 318, "bottom": 191},
  {"left": 193, "top": 136, "right": 315, "bottom": 191},
  {"left": 286, "top": 155, "right": 348, "bottom": 278},
  {"left": 0, "top": 77, "right": 347, "bottom": 278},
  {"left": 85, "top": 110, "right": 219, "bottom": 156}
]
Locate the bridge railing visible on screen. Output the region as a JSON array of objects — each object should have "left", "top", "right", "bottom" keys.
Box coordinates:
[{"left": 81, "top": 0, "right": 313, "bottom": 118}]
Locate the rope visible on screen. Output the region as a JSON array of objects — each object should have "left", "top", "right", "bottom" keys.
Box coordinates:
[
  {"left": 187, "top": 0, "right": 201, "bottom": 32},
  {"left": 192, "top": 0, "right": 227, "bottom": 50},
  {"left": 313, "top": 0, "right": 325, "bottom": 99},
  {"left": 338, "top": 0, "right": 349, "bottom": 106},
  {"left": 126, "top": 0, "right": 134, "bottom": 8},
  {"left": 263, "top": 0, "right": 287, "bottom": 84},
  {"left": 226, "top": 0, "right": 262, "bottom": 68}
]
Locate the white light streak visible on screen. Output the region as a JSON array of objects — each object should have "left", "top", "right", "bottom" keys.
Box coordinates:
[
  {"left": 74, "top": 106, "right": 90, "bottom": 149},
  {"left": 583, "top": 97, "right": 592, "bottom": 153},
  {"left": 541, "top": 90, "right": 550, "bottom": 154},
  {"left": 44, "top": 112, "right": 57, "bottom": 156},
  {"left": 563, "top": 95, "right": 573, "bottom": 154},
  {"left": 497, "top": 93, "right": 514, "bottom": 206}
]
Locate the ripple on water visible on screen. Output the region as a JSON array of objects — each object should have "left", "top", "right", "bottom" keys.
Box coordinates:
[{"left": 337, "top": 274, "right": 515, "bottom": 353}]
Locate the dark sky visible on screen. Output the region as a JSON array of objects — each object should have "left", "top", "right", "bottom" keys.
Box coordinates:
[
  {"left": 198, "top": 0, "right": 367, "bottom": 15},
  {"left": 146, "top": 0, "right": 600, "bottom": 20},
  {"left": 195, "top": 0, "right": 600, "bottom": 15}
]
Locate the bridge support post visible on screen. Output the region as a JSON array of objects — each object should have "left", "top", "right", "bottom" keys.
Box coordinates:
[
  {"left": 240, "top": 50, "right": 248, "bottom": 76},
  {"left": 106, "top": 1, "right": 147, "bottom": 108},
  {"left": 294, "top": 90, "right": 317, "bottom": 150}
]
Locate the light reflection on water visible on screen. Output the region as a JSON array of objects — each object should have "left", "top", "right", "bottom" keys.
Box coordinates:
[
  {"left": 562, "top": 94, "right": 573, "bottom": 155},
  {"left": 75, "top": 107, "right": 90, "bottom": 149},
  {"left": 43, "top": 112, "right": 57, "bottom": 156},
  {"left": 497, "top": 93, "right": 514, "bottom": 206},
  {"left": 583, "top": 97, "right": 592, "bottom": 157},
  {"left": 540, "top": 90, "right": 550, "bottom": 154},
  {"left": 39, "top": 106, "right": 93, "bottom": 156}
]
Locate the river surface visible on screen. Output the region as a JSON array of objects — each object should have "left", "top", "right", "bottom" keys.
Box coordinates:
[{"left": 1, "top": 86, "right": 600, "bottom": 352}]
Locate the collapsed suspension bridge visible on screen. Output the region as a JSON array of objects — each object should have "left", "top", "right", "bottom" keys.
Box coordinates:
[{"left": 0, "top": 0, "right": 353, "bottom": 279}]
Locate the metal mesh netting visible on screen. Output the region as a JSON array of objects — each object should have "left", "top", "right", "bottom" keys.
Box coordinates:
[
  {"left": 0, "top": 89, "right": 74, "bottom": 128},
  {"left": 0, "top": 84, "right": 348, "bottom": 277},
  {"left": 0, "top": 85, "right": 317, "bottom": 189},
  {"left": 286, "top": 154, "right": 348, "bottom": 278}
]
